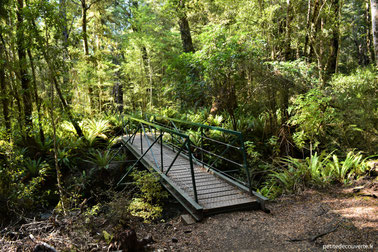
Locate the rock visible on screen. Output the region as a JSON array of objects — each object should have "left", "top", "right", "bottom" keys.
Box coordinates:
[
  {"left": 40, "top": 212, "right": 52, "bottom": 220},
  {"left": 172, "top": 237, "right": 178, "bottom": 243},
  {"left": 181, "top": 214, "right": 196, "bottom": 225},
  {"left": 142, "top": 234, "right": 154, "bottom": 244},
  {"left": 109, "top": 229, "right": 147, "bottom": 251},
  {"left": 184, "top": 230, "right": 192, "bottom": 234},
  {"left": 352, "top": 186, "right": 365, "bottom": 192},
  {"left": 33, "top": 244, "right": 57, "bottom": 252}
]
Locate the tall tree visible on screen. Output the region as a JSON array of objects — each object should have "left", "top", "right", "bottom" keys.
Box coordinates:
[
  {"left": 16, "top": 0, "right": 33, "bottom": 137},
  {"left": 326, "top": 0, "right": 341, "bottom": 77},
  {"left": 366, "top": 0, "right": 376, "bottom": 64},
  {"left": 284, "top": 0, "right": 293, "bottom": 61},
  {"left": 0, "top": 38, "right": 11, "bottom": 134},
  {"left": 27, "top": 49, "right": 45, "bottom": 143},
  {"left": 177, "top": 0, "right": 195, "bottom": 53},
  {"left": 371, "top": 0, "right": 378, "bottom": 64}
]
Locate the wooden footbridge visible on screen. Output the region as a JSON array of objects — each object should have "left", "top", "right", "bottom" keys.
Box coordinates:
[{"left": 114, "top": 115, "right": 267, "bottom": 221}]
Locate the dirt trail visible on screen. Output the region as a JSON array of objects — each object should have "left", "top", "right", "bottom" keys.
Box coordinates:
[
  {"left": 1, "top": 181, "right": 376, "bottom": 251},
  {"left": 142, "top": 182, "right": 377, "bottom": 251}
]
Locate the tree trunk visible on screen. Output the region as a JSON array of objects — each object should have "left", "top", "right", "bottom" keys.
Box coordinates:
[
  {"left": 27, "top": 49, "right": 45, "bottom": 143},
  {"left": 59, "top": 0, "right": 70, "bottom": 90},
  {"left": 81, "top": 0, "right": 89, "bottom": 56},
  {"left": 366, "top": 0, "right": 376, "bottom": 64},
  {"left": 326, "top": 0, "right": 340, "bottom": 78},
  {"left": 16, "top": 0, "right": 33, "bottom": 137},
  {"left": 178, "top": 0, "right": 195, "bottom": 53},
  {"left": 59, "top": 0, "right": 69, "bottom": 47},
  {"left": 308, "top": 0, "right": 321, "bottom": 61},
  {"left": 112, "top": 55, "right": 123, "bottom": 113},
  {"left": 0, "top": 42, "right": 11, "bottom": 134},
  {"left": 29, "top": 19, "right": 84, "bottom": 138},
  {"left": 284, "top": 0, "right": 293, "bottom": 60},
  {"left": 304, "top": 0, "right": 312, "bottom": 58},
  {"left": 49, "top": 73, "right": 66, "bottom": 216},
  {"left": 53, "top": 76, "right": 84, "bottom": 137},
  {"left": 371, "top": 0, "right": 378, "bottom": 65}
]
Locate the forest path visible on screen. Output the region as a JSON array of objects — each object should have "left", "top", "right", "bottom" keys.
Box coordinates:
[
  {"left": 142, "top": 180, "right": 377, "bottom": 251},
  {"left": 0, "top": 180, "right": 376, "bottom": 251}
]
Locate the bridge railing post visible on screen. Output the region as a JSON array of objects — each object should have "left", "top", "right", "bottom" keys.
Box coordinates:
[
  {"left": 240, "top": 134, "right": 252, "bottom": 194},
  {"left": 160, "top": 130, "right": 163, "bottom": 172},
  {"left": 187, "top": 139, "right": 198, "bottom": 203},
  {"left": 140, "top": 124, "right": 143, "bottom": 154},
  {"left": 200, "top": 128, "right": 204, "bottom": 167}
]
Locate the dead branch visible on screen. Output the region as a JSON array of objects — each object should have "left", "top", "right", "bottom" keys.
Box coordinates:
[{"left": 288, "top": 223, "right": 340, "bottom": 242}]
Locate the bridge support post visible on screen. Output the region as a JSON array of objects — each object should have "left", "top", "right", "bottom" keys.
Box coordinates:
[
  {"left": 140, "top": 125, "right": 143, "bottom": 154},
  {"left": 240, "top": 134, "right": 252, "bottom": 194},
  {"left": 200, "top": 128, "right": 204, "bottom": 167},
  {"left": 187, "top": 140, "right": 198, "bottom": 203},
  {"left": 160, "top": 130, "right": 163, "bottom": 172}
]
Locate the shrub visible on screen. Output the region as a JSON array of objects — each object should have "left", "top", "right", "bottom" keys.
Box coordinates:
[
  {"left": 328, "top": 67, "right": 378, "bottom": 154},
  {"left": 259, "top": 151, "right": 372, "bottom": 198},
  {"left": 289, "top": 88, "right": 338, "bottom": 155},
  {"left": 128, "top": 170, "right": 168, "bottom": 222}
]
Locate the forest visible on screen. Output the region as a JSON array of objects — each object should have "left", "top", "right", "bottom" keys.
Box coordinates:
[{"left": 0, "top": 0, "right": 377, "bottom": 251}]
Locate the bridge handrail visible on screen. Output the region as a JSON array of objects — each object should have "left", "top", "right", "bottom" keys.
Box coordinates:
[
  {"left": 149, "top": 114, "right": 242, "bottom": 136},
  {"left": 124, "top": 115, "right": 189, "bottom": 138},
  {"left": 147, "top": 114, "right": 252, "bottom": 194},
  {"left": 121, "top": 115, "right": 199, "bottom": 202}
]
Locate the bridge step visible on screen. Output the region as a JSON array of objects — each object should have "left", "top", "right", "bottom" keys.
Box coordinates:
[{"left": 122, "top": 133, "right": 262, "bottom": 220}]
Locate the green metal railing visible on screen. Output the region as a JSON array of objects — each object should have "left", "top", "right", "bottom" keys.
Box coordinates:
[
  {"left": 148, "top": 115, "right": 252, "bottom": 194},
  {"left": 115, "top": 114, "right": 253, "bottom": 203},
  {"left": 116, "top": 115, "right": 199, "bottom": 202}
]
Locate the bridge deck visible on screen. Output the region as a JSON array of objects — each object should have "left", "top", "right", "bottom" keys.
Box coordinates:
[{"left": 123, "top": 133, "right": 260, "bottom": 219}]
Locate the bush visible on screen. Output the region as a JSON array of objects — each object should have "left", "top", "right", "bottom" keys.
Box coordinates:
[
  {"left": 259, "top": 151, "right": 373, "bottom": 199},
  {"left": 328, "top": 67, "right": 378, "bottom": 154},
  {"left": 288, "top": 88, "right": 338, "bottom": 155},
  {"left": 128, "top": 170, "right": 168, "bottom": 222}
]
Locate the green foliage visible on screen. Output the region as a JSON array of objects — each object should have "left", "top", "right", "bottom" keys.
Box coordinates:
[
  {"left": 103, "top": 230, "right": 114, "bottom": 244},
  {"left": 105, "top": 191, "right": 132, "bottom": 226},
  {"left": 85, "top": 149, "right": 114, "bottom": 170},
  {"left": 83, "top": 119, "right": 111, "bottom": 147},
  {"left": 267, "top": 59, "right": 319, "bottom": 87},
  {"left": 328, "top": 67, "right": 378, "bottom": 153},
  {"left": 261, "top": 151, "right": 373, "bottom": 198},
  {"left": 289, "top": 88, "right": 338, "bottom": 154},
  {"left": 327, "top": 151, "right": 370, "bottom": 184},
  {"left": 128, "top": 170, "right": 168, "bottom": 222},
  {"left": 0, "top": 0, "right": 377, "bottom": 226},
  {"left": 245, "top": 141, "right": 262, "bottom": 162},
  {"left": 23, "top": 157, "right": 45, "bottom": 178}
]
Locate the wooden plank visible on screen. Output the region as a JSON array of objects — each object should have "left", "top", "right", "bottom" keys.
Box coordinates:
[
  {"left": 174, "top": 176, "right": 222, "bottom": 184},
  {"left": 196, "top": 187, "right": 235, "bottom": 196},
  {"left": 194, "top": 181, "right": 228, "bottom": 188},
  {"left": 196, "top": 184, "right": 235, "bottom": 192},
  {"left": 172, "top": 173, "right": 212, "bottom": 180},
  {"left": 199, "top": 194, "right": 250, "bottom": 204},
  {"left": 174, "top": 178, "right": 224, "bottom": 187},
  {"left": 172, "top": 173, "right": 218, "bottom": 180},
  {"left": 203, "top": 198, "right": 259, "bottom": 212},
  {"left": 202, "top": 197, "right": 254, "bottom": 208},
  {"left": 168, "top": 168, "right": 194, "bottom": 173},
  {"left": 169, "top": 174, "right": 211, "bottom": 181},
  {"left": 197, "top": 191, "right": 242, "bottom": 200}
]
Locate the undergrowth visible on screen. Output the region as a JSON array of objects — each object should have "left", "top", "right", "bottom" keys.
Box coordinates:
[{"left": 259, "top": 151, "right": 375, "bottom": 199}]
